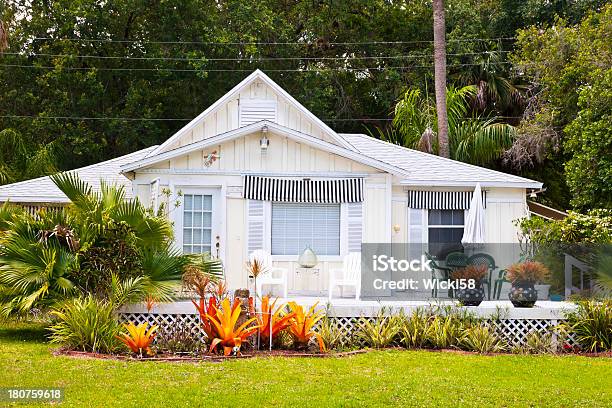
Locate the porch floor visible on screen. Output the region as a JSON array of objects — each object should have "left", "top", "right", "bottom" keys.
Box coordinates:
[{"left": 123, "top": 297, "right": 577, "bottom": 319}]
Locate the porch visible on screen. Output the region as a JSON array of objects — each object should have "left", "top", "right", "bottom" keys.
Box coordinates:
[{"left": 122, "top": 297, "right": 576, "bottom": 319}]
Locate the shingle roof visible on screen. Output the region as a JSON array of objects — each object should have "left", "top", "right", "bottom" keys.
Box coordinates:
[
  {"left": 339, "top": 133, "right": 542, "bottom": 188},
  {"left": 0, "top": 146, "right": 157, "bottom": 204}
]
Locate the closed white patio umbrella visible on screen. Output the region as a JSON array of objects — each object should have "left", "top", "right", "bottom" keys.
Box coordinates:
[{"left": 462, "top": 183, "right": 485, "bottom": 246}]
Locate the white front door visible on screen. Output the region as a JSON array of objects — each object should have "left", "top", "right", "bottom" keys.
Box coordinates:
[{"left": 176, "top": 188, "right": 221, "bottom": 259}]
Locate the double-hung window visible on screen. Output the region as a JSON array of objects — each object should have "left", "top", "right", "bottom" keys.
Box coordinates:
[
  {"left": 427, "top": 209, "right": 465, "bottom": 257},
  {"left": 271, "top": 203, "right": 340, "bottom": 256}
]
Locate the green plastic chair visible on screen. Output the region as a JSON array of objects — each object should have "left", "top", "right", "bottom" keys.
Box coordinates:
[
  {"left": 426, "top": 252, "right": 452, "bottom": 298},
  {"left": 466, "top": 253, "right": 497, "bottom": 300},
  {"left": 445, "top": 251, "right": 469, "bottom": 269}
]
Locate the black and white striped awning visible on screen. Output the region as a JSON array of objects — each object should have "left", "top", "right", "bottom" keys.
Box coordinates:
[
  {"left": 407, "top": 190, "right": 487, "bottom": 209},
  {"left": 243, "top": 175, "right": 363, "bottom": 203}
]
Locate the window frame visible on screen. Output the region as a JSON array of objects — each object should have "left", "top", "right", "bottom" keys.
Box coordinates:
[
  {"left": 426, "top": 209, "right": 466, "bottom": 244},
  {"left": 269, "top": 202, "right": 342, "bottom": 257}
]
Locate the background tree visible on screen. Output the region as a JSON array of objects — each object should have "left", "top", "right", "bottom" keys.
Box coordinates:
[{"left": 390, "top": 86, "right": 515, "bottom": 166}]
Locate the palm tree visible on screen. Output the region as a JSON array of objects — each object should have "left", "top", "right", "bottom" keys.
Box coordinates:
[
  {"left": 452, "top": 49, "right": 524, "bottom": 113},
  {"left": 389, "top": 85, "right": 515, "bottom": 166},
  {"left": 0, "top": 19, "right": 8, "bottom": 52},
  {"left": 0, "top": 174, "right": 188, "bottom": 315},
  {"left": 433, "top": 0, "right": 449, "bottom": 158}
]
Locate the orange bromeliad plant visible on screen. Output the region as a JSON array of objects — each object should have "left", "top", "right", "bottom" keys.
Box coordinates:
[
  {"left": 254, "top": 296, "right": 296, "bottom": 344},
  {"left": 192, "top": 296, "right": 218, "bottom": 340},
  {"left": 287, "top": 302, "right": 325, "bottom": 351},
  {"left": 116, "top": 322, "right": 157, "bottom": 356},
  {"left": 206, "top": 297, "right": 260, "bottom": 355}
]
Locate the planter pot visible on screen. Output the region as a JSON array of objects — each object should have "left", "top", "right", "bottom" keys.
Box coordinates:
[
  {"left": 508, "top": 282, "right": 538, "bottom": 307},
  {"left": 456, "top": 285, "right": 485, "bottom": 306}
]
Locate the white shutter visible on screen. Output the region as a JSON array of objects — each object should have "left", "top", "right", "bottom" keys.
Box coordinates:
[
  {"left": 347, "top": 202, "right": 363, "bottom": 253},
  {"left": 150, "top": 178, "right": 160, "bottom": 212},
  {"left": 408, "top": 208, "right": 427, "bottom": 244},
  {"left": 239, "top": 100, "right": 277, "bottom": 126},
  {"left": 247, "top": 200, "right": 265, "bottom": 254}
]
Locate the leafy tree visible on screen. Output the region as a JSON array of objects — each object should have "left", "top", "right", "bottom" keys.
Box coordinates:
[{"left": 511, "top": 5, "right": 612, "bottom": 209}]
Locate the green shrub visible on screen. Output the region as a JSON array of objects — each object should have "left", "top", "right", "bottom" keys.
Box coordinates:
[
  {"left": 561, "top": 300, "right": 612, "bottom": 352},
  {"left": 460, "top": 326, "right": 507, "bottom": 353},
  {"left": 316, "top": 314, "right": 346, "bottom": 351},
  {"left": 400, "top": 309, "right": 431, "bottom": 349},
  {"left": 514, "top": 331, "right": 557, "bottom": 354},
  {"left": 424, "top": 308, "right": 477, "bottom": 349},
  {"left": 356, "top": 309, "right": 402, "bottom": 348},
  {"left": 48, "top": 296, "right": 121, "bottom": 354}
]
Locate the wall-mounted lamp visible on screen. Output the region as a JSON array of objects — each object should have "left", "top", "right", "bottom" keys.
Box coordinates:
[{"left": 260, "top": 125, "right": 269, "bottom": 151}]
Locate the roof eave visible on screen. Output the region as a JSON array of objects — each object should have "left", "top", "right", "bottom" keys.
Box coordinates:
[
  {"left": 400, "top": 180, "right": 544, "bottom": 189},
  {"left": 121, "top": 120, "right": 409, "bottom": 178}
]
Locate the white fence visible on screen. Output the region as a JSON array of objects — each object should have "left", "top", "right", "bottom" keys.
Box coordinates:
[{"left": 119, "top": 306, "right": 578, "bottom": 349}]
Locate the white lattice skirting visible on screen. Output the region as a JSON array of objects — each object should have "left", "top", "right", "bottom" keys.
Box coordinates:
[{"left": 118, "top": 312, "right": 577, "bottom": 348}]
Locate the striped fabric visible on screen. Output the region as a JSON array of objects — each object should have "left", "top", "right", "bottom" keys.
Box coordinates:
[
  {"left": 407, "top": 190, "right": 487, "bottom": 209},
  {"left": 243, "top": 175, "right": 363, "bottom": 203}
]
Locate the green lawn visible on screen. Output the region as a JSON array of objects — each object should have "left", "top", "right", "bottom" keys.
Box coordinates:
[{"left": 0, "top": 322, "right": 610, "bottom": 407}]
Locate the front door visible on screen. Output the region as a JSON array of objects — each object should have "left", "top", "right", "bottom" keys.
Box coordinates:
[{"left": 177, "top": 188, "right": 221, "bottom": 259}]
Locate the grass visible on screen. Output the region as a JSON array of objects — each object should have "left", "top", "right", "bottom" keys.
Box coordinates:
[{"left": 0, "top": 322, "right": 611, "bottom": 407}]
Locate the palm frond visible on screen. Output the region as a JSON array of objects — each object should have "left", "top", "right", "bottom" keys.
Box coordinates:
[{"left": 51, "top": 172, "right": 97, "bottom": 213}]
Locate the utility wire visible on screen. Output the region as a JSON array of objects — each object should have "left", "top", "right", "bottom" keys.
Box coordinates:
[
  {"left": 29, "top": 37, "right": 516, "bottom": 45},
  {"left": 0, "top": 50, "right": 511, "bottom": 62},
  {"left": 0, "top": 115, "right": 523, "bottom": 121},
  {"left": 0, "top": 61, "right": 516, "bottom": 72}
]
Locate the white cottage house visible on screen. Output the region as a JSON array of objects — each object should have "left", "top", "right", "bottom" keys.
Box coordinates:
[{"left": 0, "top": 70, "right": 543, "bottom": 300}]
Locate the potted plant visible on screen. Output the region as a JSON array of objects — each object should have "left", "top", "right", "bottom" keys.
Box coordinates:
[
  {"left": 451, "top": 265, "right": 488, "bottom": 306},
  {"left": 506, "top": 261, "right": 550, "bottom": 308}
]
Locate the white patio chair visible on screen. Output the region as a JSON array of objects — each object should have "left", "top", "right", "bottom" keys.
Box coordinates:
[
  {"left": 249, "top": 250, "right": 288, "bottom": 299},
  {"left": 328, "top": 252, "right": 361, "bottom": 300}
]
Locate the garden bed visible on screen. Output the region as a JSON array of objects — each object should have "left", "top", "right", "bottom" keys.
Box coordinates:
[
  {"left": 53, "top": 348, "right": 368, "bottom": 362},
  {"left": 53, "top": 347, "right": 611, "bottom": 361}
]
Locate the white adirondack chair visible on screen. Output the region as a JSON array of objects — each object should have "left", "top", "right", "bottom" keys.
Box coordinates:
[
  {"left": 249, "top": 250, "right": 288, "bottom": 299},
  {"left": 328, "top": 252, "right": 361, "bottom": 300}
]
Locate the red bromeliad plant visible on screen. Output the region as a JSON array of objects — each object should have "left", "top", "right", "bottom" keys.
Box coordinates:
[
  {"left": 206, "top": 297, "right": 260, "bottom": 355},
  {"left": 116, "top": 322, "right": 157, "bottom": 356},
  {"left": 287, "top": 302, "right": 325, "bottom": 351},
  {"left": 253, "top": 296, "right": 295, "bottom": 345}
]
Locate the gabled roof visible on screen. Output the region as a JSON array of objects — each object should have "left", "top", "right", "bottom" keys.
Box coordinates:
[
  {"left": 0, "top": 146, "right": 157, "bottom": 204},
  {"left": 339, "top": 133, "right": 543, "bottom": 189},
  {"left": 121, "top": 121, "right": 409, "bottom": 177},
  {"left": 149, "top": 69, "right": 355, "bottom": 156}
]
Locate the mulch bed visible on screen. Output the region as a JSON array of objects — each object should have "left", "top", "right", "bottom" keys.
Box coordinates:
[
  {"left": 53, "top": 348, "right": 367, "bottom": 362},
  {"left": 53, "top": 347, "right": 611, "bottom": 362}
]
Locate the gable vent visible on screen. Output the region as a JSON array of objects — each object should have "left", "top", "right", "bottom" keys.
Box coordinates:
[{"left": 239, "top": 100, "right": 277, "bottom": 127}]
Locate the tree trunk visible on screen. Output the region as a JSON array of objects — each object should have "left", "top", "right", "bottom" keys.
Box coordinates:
[{"left": 432, "top": 0, "right": 450, "bottom": 158}]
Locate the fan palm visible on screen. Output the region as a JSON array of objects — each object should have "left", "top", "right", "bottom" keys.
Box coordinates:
[
  {"left": 0, "top": 174, "right": 187, "bottom": 315},
  {"left": 389, "top": 85, "right": 515, "bottom": 166}
]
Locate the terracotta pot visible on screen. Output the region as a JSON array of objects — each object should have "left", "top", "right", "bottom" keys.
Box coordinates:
[
  {"left": 456, "top": 285, "right": 485, "bottom": 306},
  {"left": 508, "top": 282, "right": 538, "bottom": 307}
]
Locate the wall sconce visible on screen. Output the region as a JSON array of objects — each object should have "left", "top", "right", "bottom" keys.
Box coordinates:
[{"left": 260, "top": 125, "right": 269, "bottom": 151}]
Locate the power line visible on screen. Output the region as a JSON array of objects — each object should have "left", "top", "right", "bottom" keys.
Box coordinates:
[
  {"left": 30, "top": 36, "right": 516, "bottom": 45},
  {"left": 0, "top": 50, "right": 511, "bottom": 62},
  {"left": 0, "top": 115, "right": 523, "bottom": 122},
  {"left": 0, "top": 61, "right": 516, "bottom": 73}
]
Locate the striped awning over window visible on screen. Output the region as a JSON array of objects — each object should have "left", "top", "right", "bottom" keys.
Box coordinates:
[
  {"left": 407, "top": 190, "right": 487, "bottom": 209},
  {"left": 243, "top": 175, "right": 363, "bottom": 203}
]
